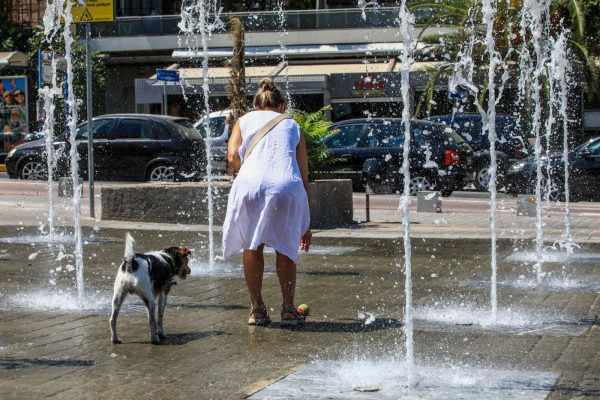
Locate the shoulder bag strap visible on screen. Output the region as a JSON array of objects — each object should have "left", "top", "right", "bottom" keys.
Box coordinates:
[{"left": 242, "top": 114, "right": 290, "bottom": 164}]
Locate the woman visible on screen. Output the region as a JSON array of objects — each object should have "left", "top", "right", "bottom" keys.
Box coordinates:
[
  {"left": 3, "top": 107, "right": 26, "bottom": 152},
  {"left": 222, "top": 78, "right": 311, "bottom": 326}
]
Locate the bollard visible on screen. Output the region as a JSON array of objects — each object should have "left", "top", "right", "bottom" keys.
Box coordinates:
[
  {"left": 516, "top": 195, "right": 537, "bottom": 216},
  {"left": 417, "top": 191, "right": 442, "bottom": 213}
]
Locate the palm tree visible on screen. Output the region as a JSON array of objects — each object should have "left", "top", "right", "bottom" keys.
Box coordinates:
[{"left": 225, "top": 16, "right": 247, "bottom": 126}]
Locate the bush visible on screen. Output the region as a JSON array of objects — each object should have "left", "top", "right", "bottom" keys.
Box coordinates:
[{"left": 291, "top": 106, "right": 338, "bottom": 180}]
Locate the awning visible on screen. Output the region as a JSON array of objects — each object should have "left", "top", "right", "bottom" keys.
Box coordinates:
[
  {"left": 136, "top": 61, "right": 445, "bottom": 105},
  {"left": 0, "top": 52, "right": 29, "bottom": 68}
]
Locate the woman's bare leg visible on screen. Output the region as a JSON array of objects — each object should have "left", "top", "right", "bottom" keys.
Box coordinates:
[
  {"left": 243, "top": 244, "right": 265, "bottom": 308},
  {"left": 275, "top": 251, "right": 296, "bottom": 311}
]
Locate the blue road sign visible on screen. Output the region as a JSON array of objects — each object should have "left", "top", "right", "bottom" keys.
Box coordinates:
[{"left": 156, "top": 69, "right": 180, "bottom": 82}]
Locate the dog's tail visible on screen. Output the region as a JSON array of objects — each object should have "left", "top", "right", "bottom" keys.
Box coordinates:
[{"left": 123, "top": 232, "right": 137, "bottom": 272}]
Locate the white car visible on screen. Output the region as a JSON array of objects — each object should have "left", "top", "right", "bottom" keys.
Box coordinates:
[{"left": 194, "top": 110, "right": 231, "bottom": 173}]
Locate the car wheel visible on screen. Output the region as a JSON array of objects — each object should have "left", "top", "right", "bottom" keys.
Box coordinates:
[
  {"left": 541, "top": 174, "right": 564, "bottom": 202},
  {"left": 147, "top": 164, "right": 175, "bottom": 182},
  {"left": 19, "top": 159, "right": 47, "bottom": 180},
  {"left": 474, "top": 164, "right": 490, "bottom": 191},
  {"left": 474, "top": 164, "right": 506, "bottom": 192},
  {"left": 409, "top": 175, "right": 433, "bottom": 196}
]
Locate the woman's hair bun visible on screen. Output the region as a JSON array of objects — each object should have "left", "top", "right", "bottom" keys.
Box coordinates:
[{"left": 258, "top": 78, "right": 276, "bottom": 91}]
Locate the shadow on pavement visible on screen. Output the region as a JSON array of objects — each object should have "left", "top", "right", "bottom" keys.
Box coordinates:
[
  {"left": 0, "top": 357, "right": 95, "bottom": 369},
  {"left": 161, "top": 330, "right": 228, "bottom": 345},
  {"left": 170, "top": 303, "right": 247, "bottom": 310},
  {"left": 275, "top": 318, "right": 402, "bottom": 333}
]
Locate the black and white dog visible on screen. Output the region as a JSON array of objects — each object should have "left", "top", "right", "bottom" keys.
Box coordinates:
[{"left": 110, "top": 233, "right": 192, "bottom": 344}]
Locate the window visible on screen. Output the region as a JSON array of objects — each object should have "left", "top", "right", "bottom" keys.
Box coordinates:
[
  {"left": 115, "top": 119, "right": 154, "bottom": 139},
  {"left": 324, "top": 124, "right": 366, "bottom": 148},
  {"left": 367, "top": 123, "right": 403, "bottom": 148},
  {"left": 453, "top": 117, "right": 483, "bottom": 143},
  {"left": 75, "top": 119, "right": 115, "bottom": 140},
  {"left": 196, "top": 116, "right": 226, "bottom": 139},
  {"left": 173, "top": 119, "right": 203, "bottom": 140}
]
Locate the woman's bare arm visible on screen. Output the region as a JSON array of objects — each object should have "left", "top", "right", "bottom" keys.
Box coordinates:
[
  {"left": 227, "top": 122, "right": 242, "bottom": 174},
  {"left": 297, "top": 130, "right": 309, "bottom": 189},
  {"left": 297, "top": 129, "right": 312, "bottom": 251}
]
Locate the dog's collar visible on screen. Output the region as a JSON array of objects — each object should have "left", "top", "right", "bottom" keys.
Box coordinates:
[{"left": 161, "top": 253, "right": 180, "bottom": 274}]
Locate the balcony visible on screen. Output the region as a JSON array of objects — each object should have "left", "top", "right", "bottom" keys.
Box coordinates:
[{"left": 86, "top": 7, "right": 435, "bottom": 38}]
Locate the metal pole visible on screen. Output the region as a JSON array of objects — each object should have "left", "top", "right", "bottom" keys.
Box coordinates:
[
  {"left": 163, "top": 82, "right": 168, "bottom": 115},
  {"left": 365, "top": 193, "right": 370, "bottom": 222},
  {"left": 86, "top": 23, "right": 95, "bottom": 218}
]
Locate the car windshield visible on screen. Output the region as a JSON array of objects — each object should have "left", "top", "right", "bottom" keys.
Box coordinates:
[
  {"left": 173, "top": 119, "right": 203, "bottom": 140},
  {"left": 195, "top": 116, "right": 226, "bottom": 139}
]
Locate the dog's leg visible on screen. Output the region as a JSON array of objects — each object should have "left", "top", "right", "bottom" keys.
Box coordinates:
[
  {"left": 110, "top": 287, "right": 127, "bottom": 344},
  {"left": 141, "top": 293, "right": 160, "bottom": 345},
  {"left": 157, "top": 292, "right": 167, "bottom": 340}
]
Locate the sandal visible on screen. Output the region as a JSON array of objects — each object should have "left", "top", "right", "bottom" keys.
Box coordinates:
[
  {"left": 248, "top": 305, "right": 271, "bottom": 326},
  {"left": 280, "top": 306, "right": 305, "bottom": 327}
]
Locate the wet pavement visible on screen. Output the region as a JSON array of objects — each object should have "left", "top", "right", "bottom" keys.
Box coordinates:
[{"left": 1, "top": 182, "right": 600, "bottom": 399}]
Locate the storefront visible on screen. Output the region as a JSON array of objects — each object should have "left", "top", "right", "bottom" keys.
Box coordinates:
[{"left": 134, "top": 61, "right": 443, "bottom": 122}]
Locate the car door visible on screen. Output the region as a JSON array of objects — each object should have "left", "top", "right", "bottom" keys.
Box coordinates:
[
  {"left": 576, "top": 138, "right": 600, "bottom": 199},
  {"left": 323, "top": 123, "right": 368, "bottom": 181},
  {"left": 105, "top": 118, "right": 160, "bottom": 180},
  {"left": 73, "top": 118, "right": 116, "bottom": 179}
]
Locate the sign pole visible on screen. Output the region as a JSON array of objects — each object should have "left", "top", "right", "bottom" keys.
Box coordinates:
[
  {"left": 163, "top": 82, "right": 168, "bottom": 115},
  {"left": 85, "top": 22, "right": 95, "bottom": 218}
]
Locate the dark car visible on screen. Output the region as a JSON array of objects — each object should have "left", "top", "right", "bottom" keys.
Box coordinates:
[
  {"left": 5, "top": 114, "right": 206, "bottom": 182},
  {"left": 505, "top": 136, "right": 600, "bottom": 201},
  {"left": 425, "top": 113, "right": 530, "bottom": 191},
  {"left": 323, "top": 118, "right": 472, "bottom": 196}
]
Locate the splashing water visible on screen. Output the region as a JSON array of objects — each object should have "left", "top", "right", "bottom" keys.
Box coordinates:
[
  {"left": 41, "top": 0, "right": 63, "bottom": 240},
  {"left": 482, "top": 0, "right": 499, "bottom": 322},
  {"left": 548, "top": 30, "right": 576, "bottom": 254},
  {"left": 520, "top": 0, "right": 552, "bottom": 284},
  {"left": 178, "top": 1, "right": 224, "bottom": 267},
  {"left": 358, "top": 0, "right": 377, "bottom": 21},
  {"left": 276, "top": 0, "right": 292, "bottom": 108},
  {"left": 397, "top": 0, "right": 415, "bottom": 388},
  {"left": 62, "top": 0, "right": 85, "bottom": 303}
]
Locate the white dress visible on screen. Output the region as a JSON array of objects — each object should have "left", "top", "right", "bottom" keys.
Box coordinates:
[{"left": 222, "top": 110, "right": 310, "bottom": 262}]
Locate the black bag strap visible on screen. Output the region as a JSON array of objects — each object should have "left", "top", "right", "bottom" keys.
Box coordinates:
[{"left": 242, "top": 114, "right": 290, "bottom": 164}]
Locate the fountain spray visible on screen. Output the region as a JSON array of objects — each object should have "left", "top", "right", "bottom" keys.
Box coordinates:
[
  {"left": 178, "top": 1, "right": 224, "bottom": 266},
  {"left": 482, "top": 0, "right": 499, "bottom": 321},
  {"left": 549, "top": 30, "right": 576, "bottom": 254},
  {"left": 40, "top": 0, "right": 64, "bottom": 240},
  {"left": 62, "top": 0, "right": 85, "bottom": 302},
  {"left": 520, "top": 0, "right": 552, "bottom": 284},
  {"left": 277, "top": 0, "right": 292, "bottom": 109},
  {"left": 398, "top": 0, "right": 415, "bottom": 387}
]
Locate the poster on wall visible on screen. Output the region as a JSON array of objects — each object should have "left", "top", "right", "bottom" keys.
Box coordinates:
[{"left": 0, "top": 76, "right": 29, "bottom": 153}]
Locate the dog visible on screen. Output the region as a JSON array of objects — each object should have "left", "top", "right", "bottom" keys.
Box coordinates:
[{"left": 110, "top": 233, "right": 191, "bottom": 344}]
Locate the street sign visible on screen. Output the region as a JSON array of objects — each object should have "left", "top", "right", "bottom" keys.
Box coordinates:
[
  {"left": 156, "top": 69, "right": 180, "bottom": 82},
  {"left": 70, "top": 0, "right": 115, "bottom": 23}
]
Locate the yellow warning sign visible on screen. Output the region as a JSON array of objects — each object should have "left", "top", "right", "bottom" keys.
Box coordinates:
[{"left": 70, "top": 1, "right": 114, "bottom": 23}]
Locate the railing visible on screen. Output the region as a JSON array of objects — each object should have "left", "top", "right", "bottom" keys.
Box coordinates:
[{"left": 85, "top": 7, "right": 436, "bottom": 38}]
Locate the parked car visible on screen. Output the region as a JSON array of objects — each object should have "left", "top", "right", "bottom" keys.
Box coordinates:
[
  {"left": 194, "top": 109, "right": 230, "bottom": 173},
  {"left": 5, "top": 114, "right": 206, "bottom": 182},
  {"left": 425, "top": 113, "right": 530, "bottom": 191},
  {"left": 505, "top": 135, "right": 600, "bottom": 201},
  {"left": 323, "top": 118, "right": 472, "bottom": 196}
]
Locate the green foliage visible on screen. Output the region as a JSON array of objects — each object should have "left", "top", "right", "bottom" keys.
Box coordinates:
[
  {"left": 291, "top": 106, "right": 337, "bottom": 180},
  {"left": 27, "top": 24, "right": 106, "bottom": 128}
]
